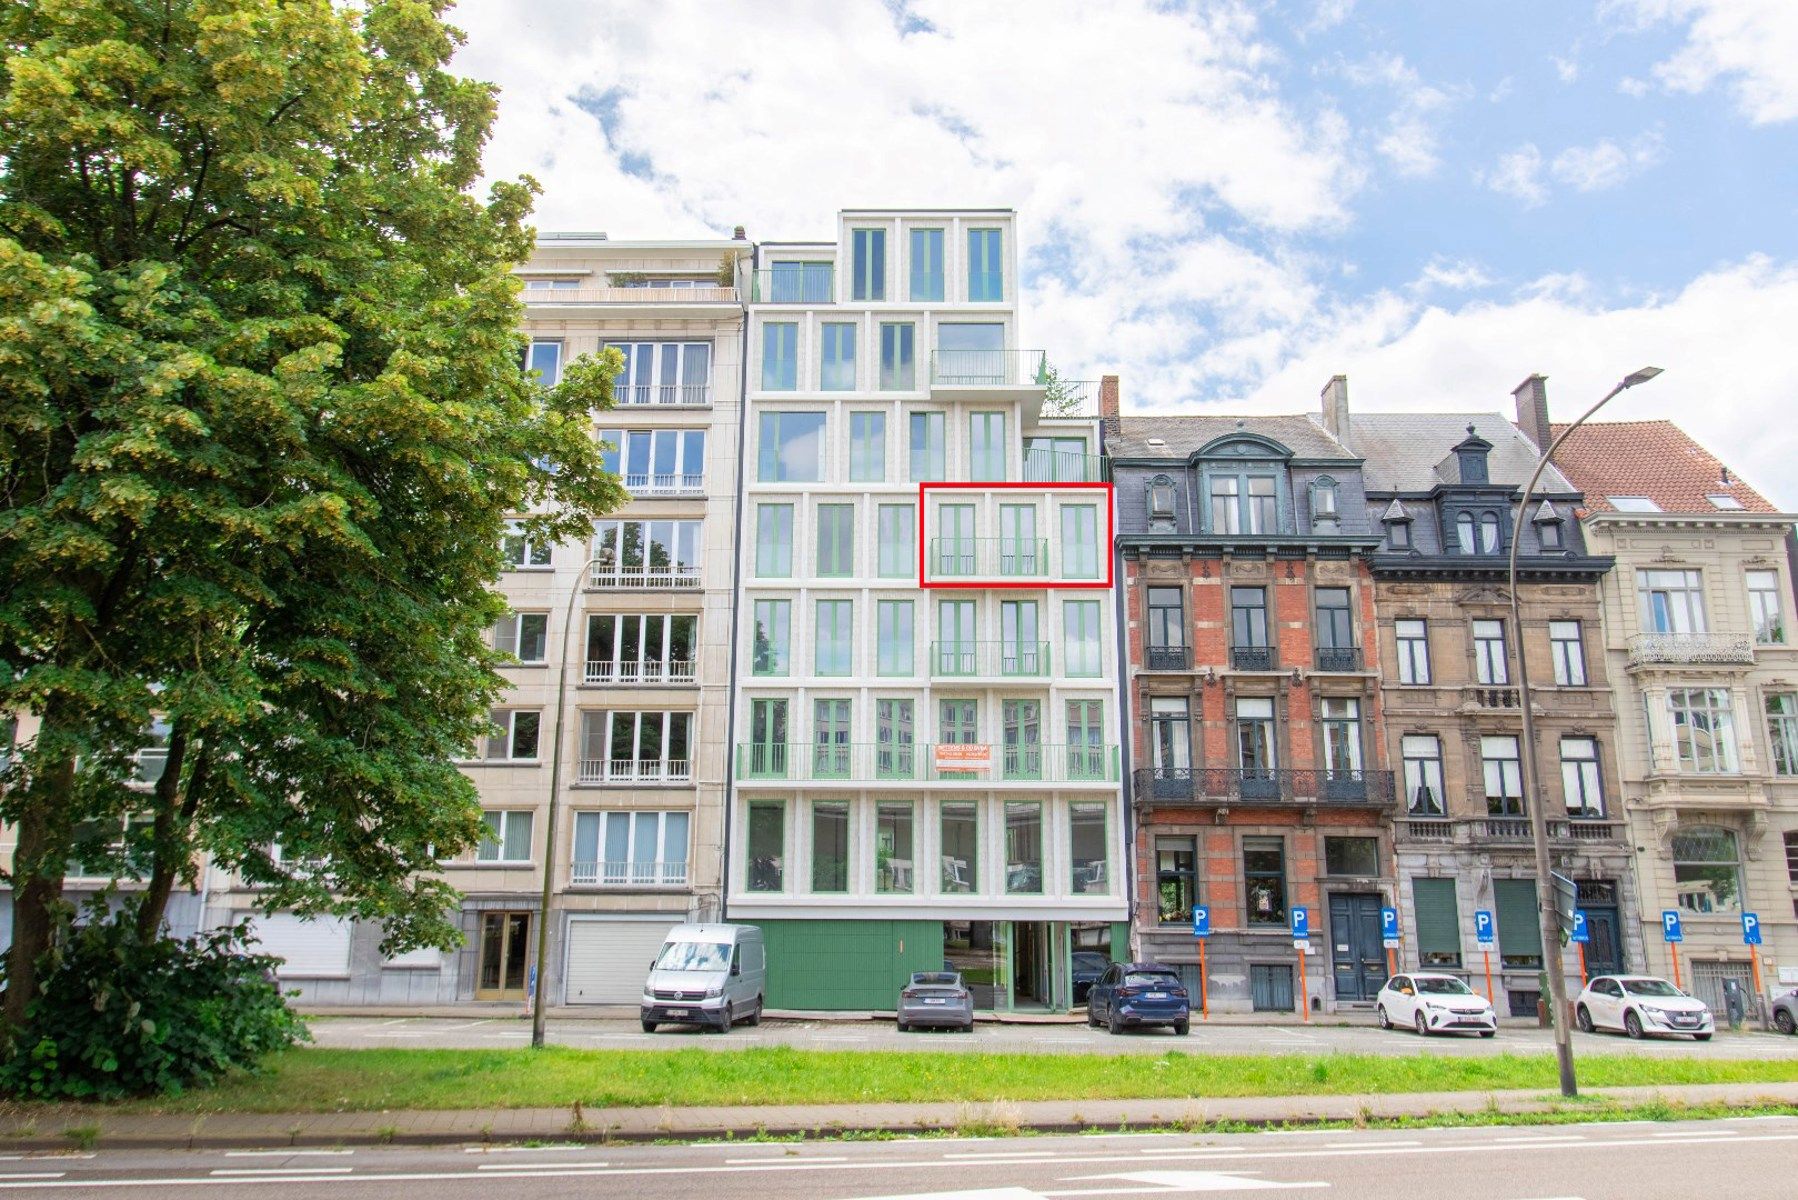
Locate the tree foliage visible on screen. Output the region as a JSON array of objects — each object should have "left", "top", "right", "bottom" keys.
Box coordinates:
[{"left": 0, "top": 0, "right": 626, "bottom": 1024}]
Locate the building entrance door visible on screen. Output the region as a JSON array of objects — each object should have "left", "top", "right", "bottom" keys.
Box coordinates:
[
  {"left": 1011, "top": 922, "right": 1051, "bottom": 1009},
  {"left": 1582, "top": 905, "right": 1624, "bottom": 976},
  {"left": 475, "top": 911, "right": 532, "bottom": 1001},
  {"left": 1328, "top": 893, "right": 1388, "bottom": 1001}
]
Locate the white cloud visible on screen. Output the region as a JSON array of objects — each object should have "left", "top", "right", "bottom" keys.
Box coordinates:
[
  {"left": 1303, "top": 0, "right": 1356, "bottom": 35},
  {"left": 1606, "top": 0, "right": 1798, "bottom": 123},
  {"left": 1618, "top": 75, "right": 1651, "bottom": 98},
  {"left": 1339, "top": 53, "right": 1461, "bottom": 178},
  {"left": 1412, "top": 257, "right": 1493, "bottom": 293},
  {"left": 1480, "top": 144, "right": 1548, "bottom": 206},
  {"left": 1553, "top": 55, "right": 1580, "bottom": 83},
  {"left": 1548, "top": 131, "right": 1664, "bottom": 191}
]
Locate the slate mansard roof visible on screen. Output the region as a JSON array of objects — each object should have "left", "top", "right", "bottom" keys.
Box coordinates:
[{"left": 1348, "top": 412, "right": 1577, "bottom": 494}]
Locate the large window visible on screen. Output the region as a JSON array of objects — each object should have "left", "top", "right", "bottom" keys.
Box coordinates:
[
  {"left": 1320, "top": 697, "right": 1363, "bottom": 775},
  {"left": 876, "top": 600, "right": 913, "bottom": 676},
  {"left": 1673, "top": 827, "right": 1742, "bottom": 913},
  {"left": 936, "top": 322, "right": 1005, "bottom": 383},
  {"left": 1150, "top": 698, "right": 1190, "bottom": 775},
  {"left": 571, "top": 811, "right": 689, "bottom": 886},
  {"left": 998, "top": 504, "right": 1039, "bottom": 576},
  {"left": 1060, "top": 503, "right": 1099, "bottom": 578},
  {"left": 1395, "top": 618, "right": 1430, "bottom": 684},
  {"left": 1402, "top": 735, "right": 1445, "bottom": 815},
  {"left": 1070, "top": 803, "right": 1108, "bottom": 893},
  {"left": 811, "top": 801, "right": 850, "bottom": 892},
  {"left": 476, "top": 811, "right": 533, "bottom": 863},
  {"left": 909, "top": 227, "right": 945, "bottom": 301},
  {"left": 758, "top": 411, "right": 826, "bottom": 482},
  {"left": 816, "top": 503, "right": 855, "bottom": 577},
  {"left": 820, "top": 322, "right": 856, "bottom": 391},
  {"left": 598, "top": 428, "right": 708, "bottom": 495},
  {"left": 1315, "top": 588, "right": 1353, "bottom": 651},
  {"left": 877, "top": 698, "right": 916, "bottom": 779},
  {"left": 877, "top": 504, "right": 914, "bottom": 577},
  {"left": 1024, "top": 435, "right": 1089, "bottom": 482},
  {"left": 1244, "top": 837, "right": 1287, "bottom": 926},
  {"left": 761, "top": 322, "right": 797, "bottom": 390},
  {"left": 850, "top": 412, "right": 886, "bottom": 481},
  {"left": 1560, "top": 736, "right": 1604, "bottom": 818},
  {"left": 1473, "top": 619, "right": 1508, "bottom": 685},
  {"left": 1236, "top": 697, "right": 1277, "bottom": 772},
  {"left": 501, "top": 518, "right": 552, "bottom": 568},
  {"left": 1066, "top": 699, "right": 1105, "bottom": 780},
  {"left": 608, "top": 341, "right": 711, "bottom": 405},
  {"left": 940, "top": 800, "right": 977, "bottom": 892},
  {"left": 485, "top": 709, "right": 541, "bottom": 760},
  {"left": 970, "top": 411, "right": 1006, "bottom": 480},
  {"left": 814, "top": 699, "right": 851, "bottom": 781},
  {"left": 1481, "top": 735, "right": 1524, "bottom": 816},
  {"left": 1209, "top": 474, "right": 1277, "bottom": 534},
  {"left": 755, "top": 504, "right": 794, "bottom": 576},
  {"left": 1638, "top": 569, "right": 1707, "bottom": 633},
  {"left": 578, "top": 710, "right": 693, "bottom": 781},
  {"left": 851, "top": 227, "right": 886, "bottom": 301},
  {"left": 967, "top": 227, "right": 1003, "bottom": 301},
  {"left": 1147, "top": 587, "right": 1185, "bottom": 652},
  {"left": 1748, "top": 570, "right": 1785, "bottom": 643},
  {"left": 909, "top": 411, "right": 945, "bottom": 481},
  {"left": 880, "top": 322, "right": 916, "bottom": 390},
  {"left": 591, "top": 519, "right": 701, "bottom": 587},
  {"left": 494, "top": 612, "right": 548, "bottom": 664},
  {"left": 1064, "top": 600, "right": 1102, "bottom": 677},
  {"left": 523, "top": 340, "right": 562, "bottom": 386},
  {"left": 815, "top": 599, "right": 853, "bottom": 676},
  {"left": 586, "top": 613, "right": 697, "bottom": 684},
  {"left": 1494, "top": 879, "right": 1543, "bottom": 969},
  {"left": 1005, "top": 802, "right": 1043, "bottom": 894},
  {"left": 876, "top": 801, "right": 914, "bottom": 893},
  {"left": 1413, "top": 877, "right": 1461, "bottom": 967},
  {"left": 1231, "top": 586, "right": 1269, "bottom": 662},
  {"left": 1550, "top": 620, "right": 1587, "bottom": 686},
  {"left": 746, "top": 802, "right": 785, "bottom": 892},
  {"left": 1156, "top": 837, "right": 1197, "bottom": 925},
  {"left": 1767, "top": 693, "right": 1798, "bottom": 776},
  {"left": 1670, "top": 687, "right": 1738, "bottom": 773},
  {"left": 750, "top": 601, "right": 790, "bottom": 676}
]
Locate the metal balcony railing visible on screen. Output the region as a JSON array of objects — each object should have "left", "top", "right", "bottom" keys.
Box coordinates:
[
  {"left": 929, "top": 641, "right": 1052, "bottom": 678},
  {"left": 582, "top": 659, "right": 697, "bottom": 685},
  {"left": 523, "top": 286, "right": 737, "bottom": 305},
  {"left": 926, "top": 537, "right": 1049, "bottom": 579},
  {"left": 1314, "top": 646, "right": 1362, "bottom": 672},
  {"left": 1038, "top": 380, "right": 1102, "bottom": 419},
  {"left": 588, "top": 563, "right": 701, "bottom": 589},
  {"left": 570, "top": 860, "right": 690, "bottom": 887},
  {"left": 1021, "top": 449, "right": 1108, "bottom": 482},
  {"left": 1628, "top": 632, "right": 1756, "bottom": 666},
  {"left": 1134, "top": 767, "right": 1397, "bottom": 805},
  {"left": 1230, "top": 646, "right": 1275, "bottom": 671},
  {"left": 1145, "top": 645, "right": 1191, "bottom": 671},
  {"left": 616, "top": 382, "right": 712, "bottom": 407},
  {"left": 750, "top": 265, "right": 834, "bottom": 304},
  {"left": 737, "top": 742, "right": 1119, "bottom": 784},
  {"left": 575, "top": 758, "right": 692, "bottom": 784},
  {"left": 929, "top": 349, "right": 1049, "bottom": 388},
  {"left": 624, "top": 472, "right": 705, "bottom": 496}
]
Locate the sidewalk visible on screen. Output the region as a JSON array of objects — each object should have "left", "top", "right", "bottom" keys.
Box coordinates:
[{"left": 2, "top": 1081, "right": 1794, "bottom": 1152}]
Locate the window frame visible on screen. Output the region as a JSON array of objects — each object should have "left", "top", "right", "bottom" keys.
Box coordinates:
[
  {"left": 760, "top": 321, "right": 798, "bottom": 391},
  {"left": 476, "top": 809, "right": 535, "bottom": 864},
  {"left": 1559, "top": 735, "right": 1605, "bottom": 818},
  {"left": 484, "top": 709, "right": 542, "bottom": 762},
  {"left": 1473, "top": 618, "right": 1509, "bottom": 685},
  {"left": 1550, "top": 620, "right": 1587, "bottom": 686},
  {"left": 1395, "top": 618, "right": 1431, "bottom": 684}
]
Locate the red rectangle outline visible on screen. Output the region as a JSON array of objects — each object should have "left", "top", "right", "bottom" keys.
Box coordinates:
[{"left": 916, "top": 480, "right": 1115, "bottom": 589}]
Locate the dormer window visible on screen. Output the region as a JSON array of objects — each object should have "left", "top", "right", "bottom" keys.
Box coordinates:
[
  {"left": 1310, "top": 477, "right": 1340, "bottom": 531},
  {"left": 1456, "top": 512, "right": 1476, "bottom": 555},
  {"left": 1209, "top": 474, "right": 1278, "bottom": 535},
  {"left": 1532, "top": 500, "right": 1565, "bottom": 551},
  {"left": 1147, "top": 475, "right": 1177, "bottom": 529},
  {"left": 1456, "top": 510, "right": 1502, "bottom": 554},
  {"left": 1481, "top": 512, "right": 1500, "bottom": 553},
  {"left": 1380, "top": 498, "right": 1412, "bottom": 551}
]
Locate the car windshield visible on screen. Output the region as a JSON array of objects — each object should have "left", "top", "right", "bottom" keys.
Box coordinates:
[
  {"left": 1124, "top": 971, "right": 1180, "bottom": 988},
  {"left": 1620, "top": 978, "right": 1683, "bottom": 998},
  {"left": 655, "top": 940, "right": 730, "bottom": 972},
  {"left": 1415, "top": 977, "right": 1474, "bottom": 995},
  {"left": 911, "top": 972, "right": 960, "bottom": 986},
  {"left": 1073, "top": 953, "right": 1110, "bottom": 972}
]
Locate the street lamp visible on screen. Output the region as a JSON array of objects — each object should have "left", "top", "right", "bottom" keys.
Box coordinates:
[
  {"left": 1509, "top": 366, "right": 1661, "bottom": 1098},
  {"left": 531, "top": 554, "right": 601, "bottom": 1050}
]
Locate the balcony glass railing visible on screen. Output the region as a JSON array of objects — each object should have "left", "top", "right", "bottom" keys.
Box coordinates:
[
  {"left": 616, "top": 382, "right": 712, "bottom": 407},
  {"left": 1038, "top": 380, "right": 1102, "bottom": 419},
  {"left": 928, "top": 641, "right": 1052, "bottom": 678},
  {"left": 751, "top": 264, "right": 834, "bottom": 304},
  {"left": 737, "top": 742, "right": 1119, "bottom": 784},
  {"left": 929, "top": 349, "right": 1048, "bottom": 387},
  {"left": 576, "top": 758, "right": 692, "bottom": 784},
  {"left": 926, "top": 537, "right": 1049, "bottom": 578},
  {"left": 1021, "top": 448, "right": 1107, "bottom": 482},
  {"left": 583, "top": 659, "right": 696, "bottom": 685},
  {"left": 570, "top": 860, "right": 689, "bottom": 887}
]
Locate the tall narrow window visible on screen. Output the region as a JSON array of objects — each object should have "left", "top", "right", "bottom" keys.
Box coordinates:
[
  {"left": 820, "top": 322, "right": 856, "bottom": 391},
  {"left": 1638, "top": 569, "right": 1707, "bottom": 633},
  {"left": 1473, "top": 619, "right": 1508, "bottom": 685},
  {"left": 877, "top": 504, "right": 915, "bottom": 577},
  {"left": 851, "top": 227, "right": 886, "bottom": 301},
  {"left": 1000, "top": 600, "right": 1042, "bottom": 675},
  {"left": 755, "top": 503, "right": 794, "bottom": 577},
  {"left": 876, "top": 802, "right": 914, "bottom": 893},
  {"left": 813, "top": 698, "right": 851, "bottom": 781},
  {"left": 1235, "top": 697, "right": 1277, "bottom": 775},
  {"left": 1150, "top": 698, "right": 1190, "bottom": 779},
  {"left": 1560, "top": 736, "right": 1604, "bottom": 817},
  {"left": 940, "top": 801, "right": 977, "bottom": 892},
  {"left": 1070, "top": 803, "right": 1108, "bottom": 893},
  {"left": 1320, "top": 697, "right": 1363, "bottom": 776},
  {"left": 969, "top": 411, "right": 1006, "bottom": 481},
  {"left": 761, "top": 322, "right": 797, "bottom": 390},
  {"left": 1066, "top": 699, "right": 1105, "bottom": 780},
  {"left": 814, "top": 599, "right": 853, "bottom": 676},
  {"left": 1456, "top": 512, "right": 1476, "bottom": 555},
  {"left": 816, "top": 503, "right": 855, "bottom": 577},
  {"left": 967, "top": 228, "right": 1003, "bottom": 301},
  {"left": 1480, "top": 512, "right": 1501, "bottom": 553},
  {"left": 1481, "top": 735, "right": 1524, "bottom": 816},
  {"left": 1064, "top": 599, "right": 1102, "bottom": 677},
  {"left": 811, "top": 801, "right": 850, "bottom": 892},
  {"left": 936, "top": 597, "right": 976, "bottom": 674},
  {"left": 1395, "top": 619, "right": 1430, "bottom": 684},
  {"left": 1315, "top": 588, "right": 1354, "bottom": 663},
  {"left": 876, "top": 698, "right": 916, "bottom": 779},
  {"left": 879, "top": 322, "right": 915, "bottom": 390},
  {"left": 1413, "top": 877, "right": 1461, "bottom": 967},
  {"left": 1670, "top": 688, "right": 1738, "bottom": 773},
  {"left": 1767, "top": 693, "right": 1798, "bottom": 776},
  {"left": 751, "top": 600, "right": 791, "bottom": 676},
  {"left": 876, "top": 600, "right": 913, "bottom": 676},
  {"left": 1494, "top": 879, "right": 1543, "bottom": 968},
  {"left": 1247, "top": 477, "right": 1277, "bottom": 533},
  {"left": 1244, "top": 837, "right": 1288, "bottom": 926},
  {"left": 1060, "top": 503, "right": 1099, "bottom": 578},
  {"left": 909, "top": 411, "right": 945, "bottom": 481},
  {"left": 757, "top": 411, "right": 825, "bottom": 482},
  {"left": 1156, "top": 837, "right": 1198, "bottom": 925},
  {"left": 1550, "top": 620, "right": 1587, "bottom": 685},
  {"left": 1231, "top": 586, "right": 1269, "bottom": 651},
  {"left": 746, "top": 802, "right": 784, "bottom": 892},
  {"left": 1003, "top": 699, "right": 1043, "bottom": 780},
  {"left": 850, "top": 412, "right": 886, "bottom": 482},
  {"left": 910, "top": 227, "right": 944, "bottom": 300},
  {"left": 1210, "top": 477, "right": 1240, "bottom": 534},
  {"left": 1401, "top": 735, "right": 1445, "bottom": 815},
  {"left": 998, "top": 504, "right": 1040, "bottom": 576},
  {"left": 1004, "top": 802, "right": 1042, "bottom": 894},
  {"left": 1748, "top": 570, "right": 1785, "bottom": 643},
  {"left": 1147, "top": 587, "right": 1185, "bottom": 657},
  {"left": 935, "top": 504, "right": 975, "bottom": 577}
]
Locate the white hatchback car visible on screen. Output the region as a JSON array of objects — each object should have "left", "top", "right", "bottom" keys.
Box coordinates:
[
  {"left": 1376, "top": 972, "right": 1498, "bottom": 1037},
  {"left": 1575, "top": 975, "right": 1714, "bottom": 1041}
]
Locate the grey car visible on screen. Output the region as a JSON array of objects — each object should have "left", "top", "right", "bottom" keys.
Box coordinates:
[
  {"left": 897, "top": 971, "right": 974, "bottom": 1032},
  {"left": 1774, "top": 989, "right": 1797, "bottom": 1035}
]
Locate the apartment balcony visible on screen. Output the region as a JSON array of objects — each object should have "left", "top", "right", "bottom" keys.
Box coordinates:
[
  {"left": 583, "top": 659, "right": 697, "bottom": 686},
  {"left": 1145, "top": 645, "right": 1192, "bottom": 671},
  {"left": 750, "top": 265, "right": 833, "bottom": 304},
  {"left": 1230, "top": 646, "right": 1275, "bottom": 671},
  {"left": 1022, "top": 447, "right": 1108, "bottom": 482},
  {"left": 1628, "top": 632, "right": 1757, "bottom": 668},
  {"left": 1134, "top": 767, "right": 1397, "bottom": 807},
  {"left": 624, "top": 471, "right": 706, "bottom": 498},
  {"left": 1397, "top": 816, "right": 1626, "bottom": 845},
  {"left": 736, "top": 742, "right": 1120, "bottom": 786},
  {"left": 522, "top": 286, "right": 738, "bottom": 306},
  {"left": 928, "top": 349, "right": 1049, "bottom": 390},
  {"left": 1037, "top": 380, "right": 1102, "bottom": 420},
  {"left": 615, "top": 382, "right": 712, "bottom": 407},
  {"left": 925, "top": 537, "right": 1049, "bottom": 580},
  {"left": 570, "top": 860, "right": 690, "bottom": 887},
  {"left": 575, "top": 758, "right": 693, "bottom": 785},
  {"left": 588, "top": 563, "right": 702, "bottom": 589},
  {"left": 1314, "top": 646, "right": 1363, "bottom": 673},
  {"left": 928, "top": 641, "right": 1052, "bottom": 679},
  {"left": 1470, "top": 686, "right": 1521, "bottom": 709}
]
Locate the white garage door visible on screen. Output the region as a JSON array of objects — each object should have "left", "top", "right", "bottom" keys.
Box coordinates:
[
  {"left": 254, "top": 913, "right": 353, "bottom": 977},
  {"left": 564, "top": 918, "right": 679, "bottom": 1004}
]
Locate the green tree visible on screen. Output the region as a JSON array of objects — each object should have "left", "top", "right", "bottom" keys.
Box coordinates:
[{"left": 0, "top": 0, "right": 625, "bottom": 1026}]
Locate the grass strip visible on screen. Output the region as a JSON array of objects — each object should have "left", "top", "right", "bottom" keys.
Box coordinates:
[{"left": 56, "top": 1046, "right": 1798, "bottom": 1114}]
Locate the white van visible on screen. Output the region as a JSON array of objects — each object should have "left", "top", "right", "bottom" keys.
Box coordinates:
[{"left": 640, "top": 923, "right": 765, "bottom": 1032}]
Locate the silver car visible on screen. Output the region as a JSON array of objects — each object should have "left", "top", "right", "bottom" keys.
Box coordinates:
[
  {"left": 1773, "top": 989, "right": 1797, "bottom": 1035},
  {"left": 897, "top": 971, "right": 974, "bottom": 1032}
]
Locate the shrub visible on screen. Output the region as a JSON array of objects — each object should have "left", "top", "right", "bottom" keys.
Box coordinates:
[{"left": 0, "top": 897, "right": 308, "bottom": 1099}]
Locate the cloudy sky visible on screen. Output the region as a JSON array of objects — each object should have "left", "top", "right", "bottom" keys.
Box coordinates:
[{"left": 451, "top": 0, "right": 1798, "bottom": 504}]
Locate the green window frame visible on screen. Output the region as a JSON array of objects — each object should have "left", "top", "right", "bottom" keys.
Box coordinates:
[
  {"left": 851, "top": 227, "right": 886, "bottom": 301},
  {"left": 754, "top": 503, "right": 794, "bottom": 577},
  {"left": 814, "top": 599, "right": 853, "bottom": 676},
  {"left": 811, "top": 799, "right": 850, "bottom": 892},
  {"left": 877, "top": 600, "right": 914, "bottom": 676},
  {"left": 1066, "top": 699, "right": 1105, "bottom": 780},
  {"left": 969, "top": 411, "right": 1006, "bottom": 481},
  {"left": 746, "top": 801, "right": 785, "bottom": 892},
  {"left": 761, "top": 322, "right": 797, "bottom": 390},
  {"left": 876, "top": 801, "right": 915, "bottom": 894},
  {"left": 879, "top": 322, "right": 915, "bottom": 390},
  {"left": 910, "top": 227, "right": 945, "bottom": 301},
  {"left": 1069, "top": 802, "right": 1108, "bottom": 893},
  {"left": 820, "top": 322, "right": 856, "bottom": 391},
  {"left": 1060, "top": 503, "right": 1100, "bottom": 578},
  {"left": 850, "top": 411, "right": 886, "bottom": 482},
  {"left": 816, "top": 503, "right": 855, "bottom": 578},
  {"left": 877, "top": 504, "right": 915, "bottom": 577},
  {"left": 939, "top": 698, "right": 978, "bottom": 744},
  {"left": 1063, "top": 600, "right": 1102, "bottom": 677},
  {"left": 1412, "top": 877, "right": 1461, "bottom": 967},
  {"left": 751, "top": 599, "right": 791, "bottom": 676},
  {"left": 757, "top": 411, "right": 825, "bottom": 482},
  {"left": 967, "top": 228, "right": 1002, "bottom": 301},
  {"left": 909, "top": 411, "right": 945, "bottom": 481}
]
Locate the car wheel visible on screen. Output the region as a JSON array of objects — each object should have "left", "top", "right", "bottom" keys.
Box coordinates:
[
  {"left": 1577, "top": 1004, "right": 1595, "bottom": 1034},
  {"left": 1693, "top": 1032, "right": 1713, "bottom": 1042},
  {"left": 1414, "top": 1011, "right": 1429, "bottom": 1037},
  {"left": 1109, "top": 1008, "right": 1123, "bottom": 1035},
  {"left": 715, "top": 1005, "right": 732, "bottom": 1034},
  {"left": 1087, "top": 1005, "right": 1100, "bottom": 1028},
  {"left": 1624, "top": 1010, "right": 1644, "bottom": 1039},
  {"left": 1377, "top": 1005, "right": 1392, "bottom": 1030},
  {"left": 1775, "top": 1009, "right": 1796, "bottom": 1036},
  {"left": 641, "top": 1020, "right": 657, "bottom": 1033},
  {"left": 1173, "top": 1019, "right": 1189, "bottom": 1036},
  {"left": 746, "top": 997, "right": 763, "bottom": 1027},
  {"left": 1479, "top": 1030, "right": 1495, "bottom": 1039},
  {"left": 897, "top": 1019, "right": 908, "bottom": 1033}
]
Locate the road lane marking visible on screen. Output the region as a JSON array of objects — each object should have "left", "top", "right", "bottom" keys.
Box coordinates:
[
  {"left": 211, "top": 1167, "right": 355, "bottom": 1175},
  {"left": 1323, "top": 1140, "right": 1421, "bottom": 1148},
  {"left": 725, "top": 1156, "right": 848, "bottom": 1164},
  {"left": 477, "top": 1160, "right": 610, "bottom": 1170},
  {"left": 222, "top": 1150, "right": 353, "bottom": 1158},
  {"left": 462, "top": 1144, "right": 585, "bottom": 1153},
  {"left": 1651, "top": 1128, "right": 1736, "bottom": 1136},
  {"left": 0, "top": 1176, "right": 63, "bottom": 1182}
]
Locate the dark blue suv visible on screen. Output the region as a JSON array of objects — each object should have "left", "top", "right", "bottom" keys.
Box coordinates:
[{"left": 1087, "top": 961, "right": 1190, "bottom": 1034}]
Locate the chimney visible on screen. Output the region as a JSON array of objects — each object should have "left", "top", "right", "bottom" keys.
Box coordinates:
[
  {"left": 1320, "top": 374, "right": 1351, "bottom": 448},
  {"left": 1099, "top": 374, "right": 1121, "bottom": 434},
  {"left": 732, "top": 225, "right": 747, "bottom": 241},
  {"left": 1513, "top": 374, "right": 1550, "bottom": 450}
]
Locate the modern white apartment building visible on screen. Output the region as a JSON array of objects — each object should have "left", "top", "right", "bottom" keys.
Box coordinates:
[
  {"left": 728, "top": 210, "right": 1126, "bottom": 1011},
  {"left": 196, "top": 233, "right": 749, "bottom": 1004}
]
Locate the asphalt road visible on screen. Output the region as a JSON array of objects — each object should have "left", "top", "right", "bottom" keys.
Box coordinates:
[
  {"left": 308, "top": 1014, "right": 1798, "bottom": 1058},
  {"left": 2, "top": 1116, "right": 1794, "bottom": 1197}
]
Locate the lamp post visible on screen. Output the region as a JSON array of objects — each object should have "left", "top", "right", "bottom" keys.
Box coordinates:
[
  {"left": 1509, "top": 366, "right": 1661, "bottom": 1098},
  {"left": 531, "top": 553, "right": 601, "bottom": 1050}
]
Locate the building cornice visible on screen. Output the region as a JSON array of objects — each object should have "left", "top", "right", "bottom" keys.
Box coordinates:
[
  {"left": 1582, "top": 512, "right": 1797, "bottom": 530},
  {"left": 1369, "top": 553, "right": 1613, "bottom": 581},
  {"left": 1119, "top": 533, "right": 1383, "bottom": 558}
]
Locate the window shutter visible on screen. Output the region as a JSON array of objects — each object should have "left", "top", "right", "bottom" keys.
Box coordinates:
[
  {"left": 1494, "top": 879, "right": 1543, "bottom": 958},
  {"left": 1412, "top": 878, "right": 1460, "bottom": 963}
]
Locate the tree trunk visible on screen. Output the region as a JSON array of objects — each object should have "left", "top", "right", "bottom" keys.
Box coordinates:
[
  {"left": 3, "top": 756, "right": 75, "bottom": 1028},
  {"left": 135, "top": 729, "right": 192, "bottom": 940}
]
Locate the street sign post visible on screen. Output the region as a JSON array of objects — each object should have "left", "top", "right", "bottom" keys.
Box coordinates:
[
  {"left": 1381, "top": 905, "right": 1401, "bottom": 977},
  {"left": 1191, "top": 906, "right": 1211, "bottom": 1020},
  {"left": 1662, "top": 909, "right": 1684, "bottom": 988},
  {"left": 1744, "top": 912, "right": 1764, "bottom": 1012},
  {"left": 1571, "top": 910, "right": 1590, "bottom": 986},
  {"left": 1475, "top": 909, "right": 1496, "bottom": 1005},
  {"left": 1292, "top": 907, "right": 1310, "bottom": 1023}
]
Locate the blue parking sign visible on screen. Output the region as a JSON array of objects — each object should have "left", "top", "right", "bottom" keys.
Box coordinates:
[
  {"left": 1474, "top": 910, "right": 1495, "bottom": 946},
  {"left": 1381, "top": 907, "right": 1400, "bottom": 939},
  {"left": 1742, "top": 912, "right": 1762, "bottom": 946},
  {"left": 1570, "top": 911, "right": 1590, "bottom": 944},
  {"left": 1662, "top": 910, "right": 1684, "bottom": 943},
  {"left": 1291, "top": 906, "right": 1309, "bottom": 940},
  {"left": 1192, "top": 906, "right": 1211, "bottom": 938}
]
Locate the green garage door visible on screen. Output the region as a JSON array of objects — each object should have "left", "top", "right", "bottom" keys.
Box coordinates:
[{"left": 759, "top": 919, "right": 943, "bottom": 1009}]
